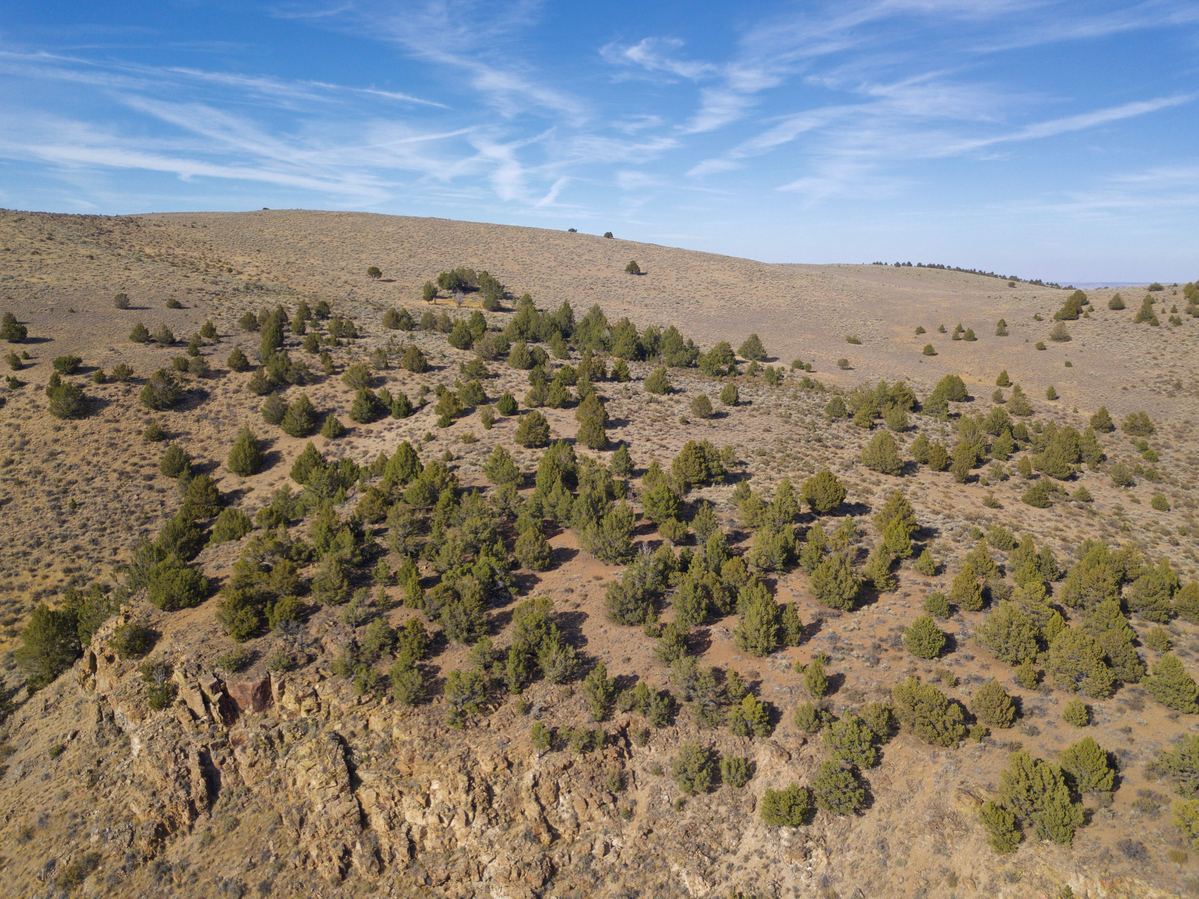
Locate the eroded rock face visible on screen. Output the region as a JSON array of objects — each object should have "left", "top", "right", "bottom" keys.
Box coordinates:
[
  {"left": 15, "top": 653, "right": 1186, "bottom": 899},
  {"left": 226, "top": 671, "right": 272, "bottom": 716}
]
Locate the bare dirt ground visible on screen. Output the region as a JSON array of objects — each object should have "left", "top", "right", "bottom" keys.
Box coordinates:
[{"left": 0, "top": 209, "right": 1196, "bottom": 897}]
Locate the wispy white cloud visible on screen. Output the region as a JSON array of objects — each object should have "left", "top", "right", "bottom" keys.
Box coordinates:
[
  {"left": 0, "top": 114, "right": 392, "bottom": 201},
  {"left": 1, "top": 0, "right": 1197, "bottom": 277},
  {"left": 937, "top": 94, "right": 1194, "bottom": 155},
  {"left": 292, "top": 0, "right": 590, "bottom": 124},
  {"left": 975, "top": 0, "right": 1199, "bottom": 51},
  {"left": 600, "top": 37, "right": 716, "bottom": 81},
  {"left": 535, "top": 176, "right": 569, "bottom": 207},
  {"left": 999, "top": 162, "right": 1199, "bottom": 218},
  {"left": 0, "top": 49, "right": 448, "bottom": 109}
]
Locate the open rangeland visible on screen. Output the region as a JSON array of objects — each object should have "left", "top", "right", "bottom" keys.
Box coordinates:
[{"left": 0, "top": 209, "right": 1197, "bottom": 897}]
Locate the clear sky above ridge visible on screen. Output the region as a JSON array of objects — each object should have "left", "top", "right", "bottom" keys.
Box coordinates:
[{"left": 0, "top": 1, "right": 1197, "bottom": 282}]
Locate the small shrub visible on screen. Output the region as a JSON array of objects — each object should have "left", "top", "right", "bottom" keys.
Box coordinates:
[
  {"left": 923, "top": 591, "right": 950, "bottom": 618},
  {"left": 140, "top": 660, "right": 178, "bottom": 710},
  {"left": 111, "top": 623, "right": 156, "bottom": 660}
]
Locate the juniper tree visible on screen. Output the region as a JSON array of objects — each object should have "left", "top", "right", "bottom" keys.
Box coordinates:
[
  {"left": 915, "top": 549, "right": 938, "bottom": 577},
  {"left": 761, "top": 784, "right": 812, "bottom": 826},
  {"left": 980, "top": 800, "right": 1021, "bottom": 853},
  {"left": 515, "top": 410, "right": 551, "bottom": 447},
  {"left": 873, "top": 490, "right": 917, "bottom": 557},
  {"left": 483, "top": 445, "right": 520, "bottom": 487},
  {"left": 145, "top": 556, "right": 208, "bottom": 611},
  {"left": 401, "top": 344, "right": 429, "bottom": 373},
  {"left": 891, "top": 676, "right": 967, "bottom": 746},
  {"left": 903, "top": 615, "right": 946, "bottom": 659},
  {"left": 515, "top": 522, "right": 552, "bottom": 571},
  {"left": 580, "top": 502, "right": 636, "bottom": 564},
  {"left": 1, "top": 311, "right": 28, "bottom": 342},
  {"left": 972, "top": 679, "right": 1017, "bottom": 728},
  {"left": 281, "top": 393, "right": 319, "bottom": 437},
  {"left": 1059, "top": 737, "right": 1115, "bottom": 793},
  {"left": 609, "top": 443, "right": 633, "bottom": 478},
  {"left": 738, "top": 333, "right": 767, "bottom": 361},
  {"left": 582, "top": 661, "right": 616, "bottom": 721},
  {"left": 802, "top": 656, "right": 829, "bottom": 698},
  {"left": 159, "top": 443, "right": 191, "bottom": 478},
  {"left": 802, "top": 469, "right": 847, "bottom": 513},
  {"left": 810, "top": 760, "right": 867, "bottom": 816},
  {"left": 733, "top": 582, "right": 782, "bottom": 656},
  {"left": 1125, "top": 560, "right": 1179, "bottom": 622},
  {"left": 996, "top": 750, "right": 1084, "bottom": 845},
  {"left": 210, "top": 507, "right": 253, "bottom": 544},
  {"left": 861, "top": 430, "right": 903, "bottom": 475},
  {"left": 1121, "top": 410, "right": 1155, "bottom": 436},
  {"left": 140, "top": 369, "right": 182, "bottom": 410},
  {"left": 823, "top": 713, "right": 879, "bottom": 768},
  {"left": 46, "top": 375, "right": 87, "bottom": 419},
  {"left": 1044, "top": 628, "right": 1115, "bottom": 698},
  {"left": 672, "top": 742, "right": 716, "bottom": 795},
  {"left": 576, "top": 392, "right": 608, "bottom": 449},
  {"left": 1144, "top": 654, "right": 1199, "bottom": 713},
  {"left": 671, "top": 439, "right": 725, "bottom": 490},
  {"left": 227, "top": 426, "right": 263, "bottom": 476},
  {"left": 978, "top": 601, "right": 1039, "bottom": 665},
  {"left": 645, "top": 366, "right": 671, "bottom": 395},
  {"left": 727, "top": 693, "right": 773, "bottom": 738},
  {"left": 15, "top": 603, "right": 81, "bottom": 690},
  {"left": 349, "top": 388, "right": 384, "bottom": 423},
  {"left": 1177, "top": 581, "right": 1199, "bottom": 624}
]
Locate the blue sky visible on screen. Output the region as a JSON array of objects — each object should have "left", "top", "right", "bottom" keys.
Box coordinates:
[{"left": 1, "top": 1, "right": 1197, "bottom": 282}]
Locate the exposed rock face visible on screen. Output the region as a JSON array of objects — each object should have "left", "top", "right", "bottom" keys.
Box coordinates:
[
  {"left": 225, "top": 671, "right": 273, "bottom": 715},
  {"left": 1, "top": 643, "right": 1184, "bottom": 898}
]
